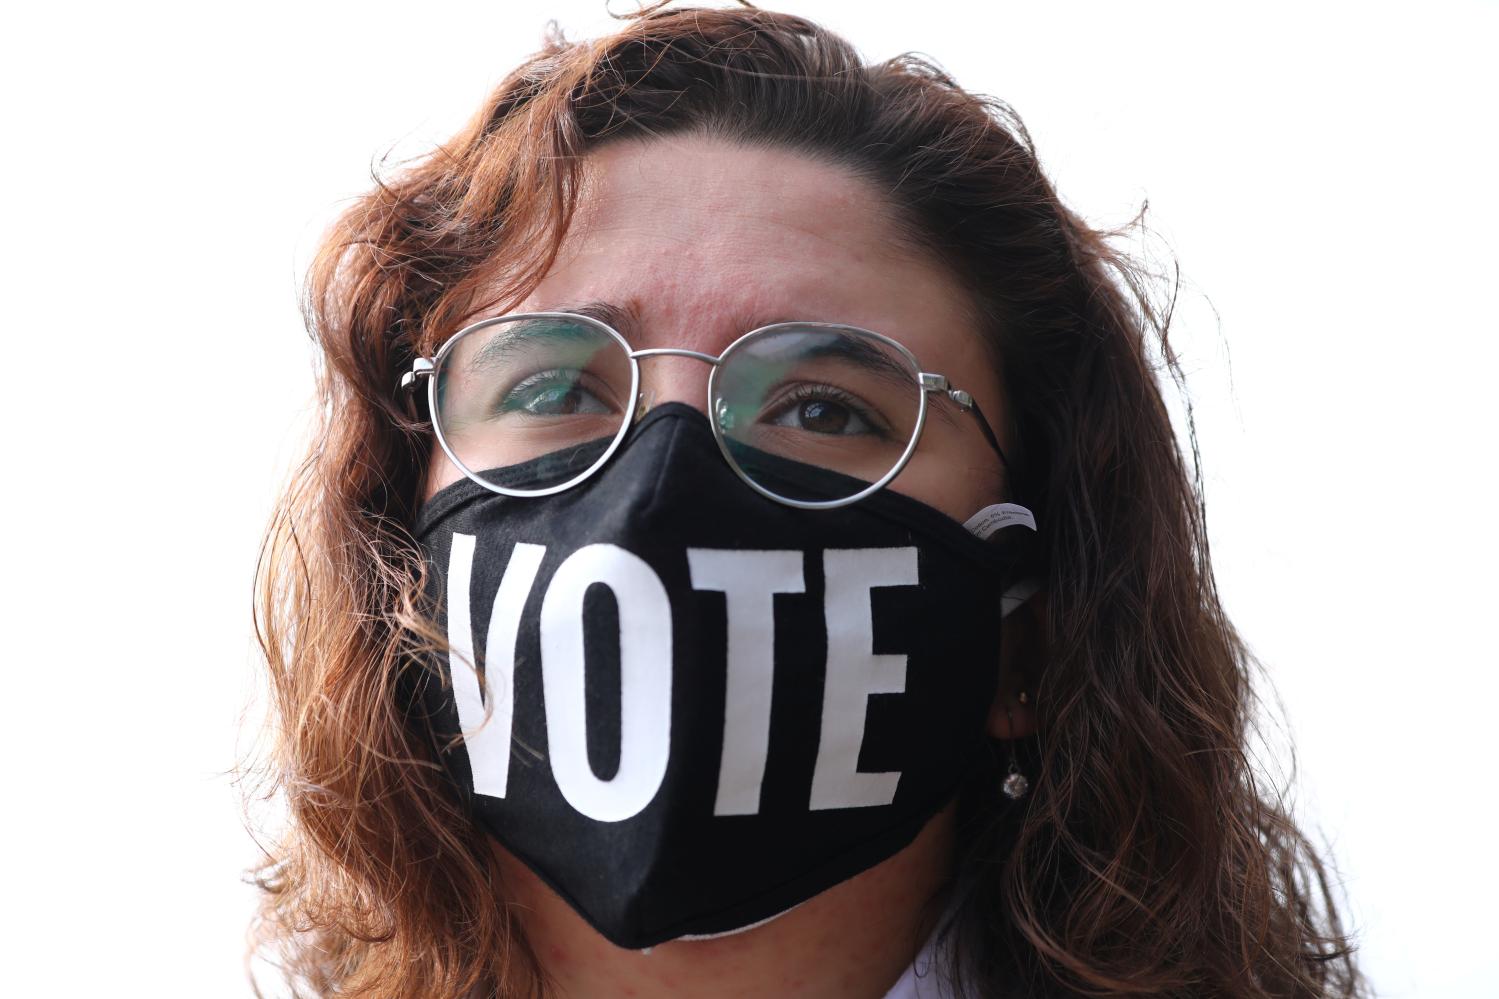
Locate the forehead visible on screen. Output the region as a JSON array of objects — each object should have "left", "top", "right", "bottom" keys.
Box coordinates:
[{"left": 509, "top": 136, "right": 990, "bottom": 375}]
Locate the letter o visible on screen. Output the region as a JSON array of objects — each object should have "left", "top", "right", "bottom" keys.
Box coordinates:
[{"left": 540, "top": 544, "right": 673, "bottom": 822}]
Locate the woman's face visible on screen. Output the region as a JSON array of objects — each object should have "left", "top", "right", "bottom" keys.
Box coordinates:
[
  {"left": 422, "top": 135, "right": 1009, "bottom": 519},
  {"left": 414, "top": 138, "right": 1030, "bottom": 973}
]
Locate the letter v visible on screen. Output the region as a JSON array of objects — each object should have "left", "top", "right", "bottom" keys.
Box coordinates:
[{"left": 446, "top": 535, "right": 546, "bottom": 798}]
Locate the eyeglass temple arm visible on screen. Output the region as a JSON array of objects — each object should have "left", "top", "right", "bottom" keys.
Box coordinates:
[
  {"left": 959, "top": 394, "right": 1012, "bottom": 471},
  {"left": 921, "top": 374, "right": 1012, "bottom": 472},
  {"left": 400, "top": 358, "right": 435, "bottom": 393}
]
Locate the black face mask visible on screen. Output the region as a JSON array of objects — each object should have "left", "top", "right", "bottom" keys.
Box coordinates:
[{"left": 411, "top": 403, "right": 1034, "bottom": 950}]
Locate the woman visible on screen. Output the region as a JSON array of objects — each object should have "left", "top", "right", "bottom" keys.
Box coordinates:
[{"left": 250, "top": 5, "right": 1365, "bottom": 997}]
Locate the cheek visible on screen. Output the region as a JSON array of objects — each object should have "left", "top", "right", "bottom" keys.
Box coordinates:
[
  {"left": 423, "top": 442, "right": 465, "bottom": 501},
  {"left": 886, "top": 447, "right": 1006, "bottom": 524}
]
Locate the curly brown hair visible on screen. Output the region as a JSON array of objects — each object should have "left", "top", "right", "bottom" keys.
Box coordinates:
[{"left": 247, "top": 5, "right": 1366, "bottom": 996}]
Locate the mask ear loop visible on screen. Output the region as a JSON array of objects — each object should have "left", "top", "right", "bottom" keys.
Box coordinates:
[{"left": 1000, "top": 578, "right": 1040, "bottom": 618}]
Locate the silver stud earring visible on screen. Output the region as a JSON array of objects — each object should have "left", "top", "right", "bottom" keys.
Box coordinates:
[{"left": 1001, "top": 700, "right": 1030, "bottom": 800}]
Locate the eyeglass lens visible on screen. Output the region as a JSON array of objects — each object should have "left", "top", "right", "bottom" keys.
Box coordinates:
[
  {"left": 710, "top": 327, "right": 922, "bottom": 502},
  {"left": 432, "top": 316, "right": 924, "bottom": 503}
]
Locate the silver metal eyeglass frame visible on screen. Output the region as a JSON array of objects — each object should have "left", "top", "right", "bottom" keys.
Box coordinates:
[{"left": 401, "top": 311, "right": 1010, "bottom": 510}]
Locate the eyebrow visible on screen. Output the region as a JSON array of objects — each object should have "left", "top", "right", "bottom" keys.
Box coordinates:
[
  {"left": 464, "top": 300, "right": 924, "bottom": 392},
  {"left": 796, "top": 333, "right": 916, "bottom": 389},
  {"left": 556, "top": 300, "right": 644, "bottom": 342},
  {"left": 462, "top": 314, "right": 616, "bottom": 373},
  {"left": 455, "top": 300, "right": 644, "bottom": 369}
]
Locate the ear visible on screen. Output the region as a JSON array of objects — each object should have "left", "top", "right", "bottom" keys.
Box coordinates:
[{"left": 986, "top": 589, "right": 1045, "bottom": 740}]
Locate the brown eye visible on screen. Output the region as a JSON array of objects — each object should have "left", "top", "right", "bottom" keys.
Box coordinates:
[
  {"left": 761, "top": 383, "right": 885, "bottom": 437},
  {"left": 797, "top": 400, "right": 850, "bottom": 434}
]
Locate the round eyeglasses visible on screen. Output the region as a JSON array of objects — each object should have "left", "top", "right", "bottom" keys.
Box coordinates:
[{"left": 401, "top": 312, "right": 1011, "bottom": 509}]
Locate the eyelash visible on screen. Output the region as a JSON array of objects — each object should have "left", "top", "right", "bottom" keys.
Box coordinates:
[
  {"left": 498, "top": 369, "right": 615, "bottom": 412},
  {"left": 764, "top": 382, "right": 892, "bottom": 438}
]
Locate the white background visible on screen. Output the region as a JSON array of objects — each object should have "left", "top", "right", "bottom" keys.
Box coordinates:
[{"left": 2, "top": 1, "right": 1493, "bottom": 995}]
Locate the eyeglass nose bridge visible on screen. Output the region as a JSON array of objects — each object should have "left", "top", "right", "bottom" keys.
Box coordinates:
[
  {"left": 628, "top": 346, "right": 723, "bottom": 364},
  {"left": 624, "top": 346, "right": 726, "bottom": 423}
]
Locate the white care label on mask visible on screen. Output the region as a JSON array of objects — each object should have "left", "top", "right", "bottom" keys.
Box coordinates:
[{"left": 963, "top": 503, "right": 1037, "bottom": 539}]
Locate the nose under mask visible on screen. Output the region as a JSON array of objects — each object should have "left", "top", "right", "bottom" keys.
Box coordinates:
[{"left": 411, "top": 403, "right": 1037, "bottom": 949}]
